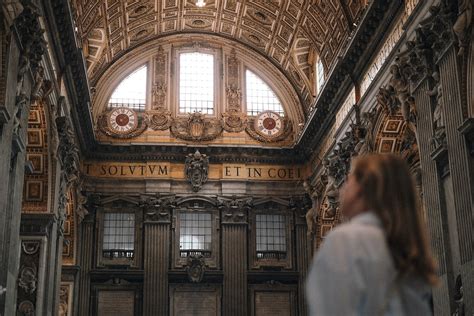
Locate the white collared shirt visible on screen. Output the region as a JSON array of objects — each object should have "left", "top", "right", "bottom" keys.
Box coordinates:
[{"left": 306, "top": 212, "right": 432, "bottom": 316}]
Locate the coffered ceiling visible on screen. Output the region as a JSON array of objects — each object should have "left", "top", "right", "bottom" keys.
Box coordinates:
[{"left": 71, "top": 0, "right": 368, "bottom": 108}]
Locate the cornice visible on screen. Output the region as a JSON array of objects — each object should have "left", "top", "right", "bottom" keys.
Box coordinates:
[{"left": 45, "top": 0, "right": 402, "bottom": 164}]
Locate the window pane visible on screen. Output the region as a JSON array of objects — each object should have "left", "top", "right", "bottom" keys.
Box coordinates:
[
  {"left": 109, "top": 66, "right": 147, "bottom": 111},
  {"left": 103, "top": 213, "right": 135, "bottom": 259},
  {"left": 246, "top": 70, "right": 284, "bottom": 116},
  {"left": 179, "top": 52, "right": 214, "bottom": 115},
  {"left": 256, "top": 214, "right": 286, "bottom": 259},
  {"left": 316, "top": 59, "right": 325, "bottom": 93},
  {"left": 179, "top": 212, "right": 212, "bottom": 257}
]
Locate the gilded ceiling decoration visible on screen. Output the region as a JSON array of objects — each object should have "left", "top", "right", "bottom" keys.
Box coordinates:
[{"left": 71, "top": 0, "right": 368, "bottom": 108}]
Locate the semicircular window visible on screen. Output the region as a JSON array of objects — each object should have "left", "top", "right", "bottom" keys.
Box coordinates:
[
  {"left": 108, "top": 65, "right": 147, "bottom": 111},
  {"left": 246, "top": 70, "right": 284, "bottom": 116}
]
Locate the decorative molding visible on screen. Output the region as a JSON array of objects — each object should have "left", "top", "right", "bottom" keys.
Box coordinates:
[
  {"left": 145, "top": 108, "right": 172, "bottom": 131},
  {"left": 221, "top": 111, "right": 248, "bottom": 133},
  {"left": 141, "top": 194, "right": 176, "bottom": 223},
  {"left": 218, "top": 196, "right": 252, "bottom": 224},
  {"left": 16, "top": 239, "right": 41, "bottom": 315},
  {"left": 170, "top": 112, "right": 223, "bottom": 142}
]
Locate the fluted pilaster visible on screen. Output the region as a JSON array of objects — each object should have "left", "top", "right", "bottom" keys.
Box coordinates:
[
  {"left": 77, "top": 216, "right": 94, "bottom": 316},
  {"left": 143, "top": 221, "right": 170, "bottom": 316},
  {"left": 439, "top": 47, "right": 474, "bottom": 314},
  {"left": 222, "top": 222, "right": 247, "bottom": 316},
  {"left": 295, "top": 219, "right": 309, "bottom": 316},
  {"left": 413, "top": 80, "right": 451, "bottom": 315}
]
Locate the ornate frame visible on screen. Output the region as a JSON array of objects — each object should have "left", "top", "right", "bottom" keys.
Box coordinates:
[
  {"left": 95, "top": 201, "right": 143, "bottom": 268},
  {"left": 171, "top": 198, "right": 220, "bottom": 269},
  {"left": 249, "top": 200, "right": 293, "bottom": 270}
]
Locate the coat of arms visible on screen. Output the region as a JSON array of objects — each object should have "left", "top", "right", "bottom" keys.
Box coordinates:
[{"left": 185, "top": 150, "right": 209, "bottom": 192}]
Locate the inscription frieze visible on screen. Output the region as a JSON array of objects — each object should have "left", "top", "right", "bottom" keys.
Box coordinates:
[{"left": 81, "top": 162, "right": 306, "bottom": 181}]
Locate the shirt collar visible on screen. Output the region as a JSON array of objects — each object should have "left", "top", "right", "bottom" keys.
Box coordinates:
[{"left": 350, "top": 211, "right": 382, "bottom": 228}]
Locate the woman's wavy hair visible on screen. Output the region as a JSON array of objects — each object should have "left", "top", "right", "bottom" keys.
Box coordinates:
[{"left": 351, "top": 153, "right": 438, "bottom": 285}]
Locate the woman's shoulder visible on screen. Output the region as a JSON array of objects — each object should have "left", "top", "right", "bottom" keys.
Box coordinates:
[{"left": 327, "top": 212, "right": 384, "bottom": 240}]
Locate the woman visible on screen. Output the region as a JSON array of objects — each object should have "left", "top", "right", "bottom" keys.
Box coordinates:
[{"left": 306, "top": 154, "right": 438, "bottom": 315}]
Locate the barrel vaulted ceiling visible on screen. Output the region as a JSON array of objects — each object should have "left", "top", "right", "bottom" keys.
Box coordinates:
[{"left": 71, "top": 0, "right": 368, "bottom": 110}]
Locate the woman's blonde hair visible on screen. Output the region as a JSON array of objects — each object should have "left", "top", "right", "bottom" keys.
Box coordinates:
[{"left": 351, "top": 153, "right": 438, "bottom": 285}]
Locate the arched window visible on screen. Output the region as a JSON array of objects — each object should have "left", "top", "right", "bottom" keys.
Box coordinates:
[
  {"left": 316, "top": 58, "right": 325, "bottom": 94},
  {"left": 246, "top": 70, "right": 284, "bottom": 116},
  {"left": 108, "top": 65, "right": 147, "bottom": 111},
  {"left": 179, "top": 52, "right": 215, "bottom": 115}
]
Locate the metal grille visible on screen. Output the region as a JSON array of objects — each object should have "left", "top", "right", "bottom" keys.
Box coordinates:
[
  {"left": 256, "top": 214, "right": 286, "bottom": 259},
  {"left": 103, "top": 213, "right": 135, "bottom": 259},
  {"left": 179, "top": 52, "right": 214, "bottom": 115},
  {"left": 246, "top": 70, "right": 284, "bottom": 116},
  {"left": 179, "top": 212, "right": 212, "bottom": 258},
  {"left": 108, "top": 66, "right": 147, "bottom": 111}
]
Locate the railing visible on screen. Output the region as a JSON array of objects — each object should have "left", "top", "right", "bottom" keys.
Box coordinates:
[
  {"left": 180, "top": 250, "right": 212, "bottom": 258},
  {"left": 102, "top": 249, "right": 134, "bottom": 259},
  {"left": 108, "top": 98, "right": 145, "bottom": 111},
  {"left": 256, "top": 251, "right": 286, "bottom": 260}
]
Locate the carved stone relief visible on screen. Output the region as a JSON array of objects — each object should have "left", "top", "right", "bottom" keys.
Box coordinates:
[
  {"left": 141, "top": 195, "right": 176, "bottom": 223},
  {"left": 186, "top": 255, "right": 206, "bottom": 283},
  {"left": 58, "top": 284, "right": 70, "bottom": 316},
  {"left": 171, "top": 112, "right": 223, "bottom": 141},
  {"left": 218, "top": 196, "right": 252, "bottom": 224},
  {"left": 17, "top": 240, "right": 41, "bottom": 315},
  {"left": 145, "top": 108, "right": 172, "bottom": 131},
  {"left": 184, "top": 150, "right": 209, "bottom": 192},
  {"left": 152, "top": 46, "right": 168, "bottom": 109}
]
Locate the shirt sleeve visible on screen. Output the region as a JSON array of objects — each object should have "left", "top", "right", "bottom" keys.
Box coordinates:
[{"left": 306, "top": 230, "right": 367, "bottom": 316}]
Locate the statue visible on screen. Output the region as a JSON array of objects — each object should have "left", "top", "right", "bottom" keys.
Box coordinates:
[
  {"left": 426, "top": 71, "right": 446, "bottom": 147},
  {"left": 185, "top": 150, "right": 209, "bottom": 192},
  {"left": 12, "top": 94, "right": 29, "bottom": 137},
  {"left": 303, "top": 181, "right": 320, "bottom": 235},
  {"left": 389, "top": 65, "right": 413, "bottom": 123},
  {"left": 322, "top": 157, "right": 339, "bottom": 218},
  {"left": 453, "top": 0, "right": 472, "bottom": 55},
  {"left": 30, "top": 65, "right": 44, "bottom": 101}
]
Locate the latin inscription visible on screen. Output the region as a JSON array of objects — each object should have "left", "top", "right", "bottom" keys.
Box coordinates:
[
  {"left": 82, "top": 162, "right": 305, "bottom": 181},
  {"left": 82, "top": 162, "right": 170, "bottom": 178}
]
